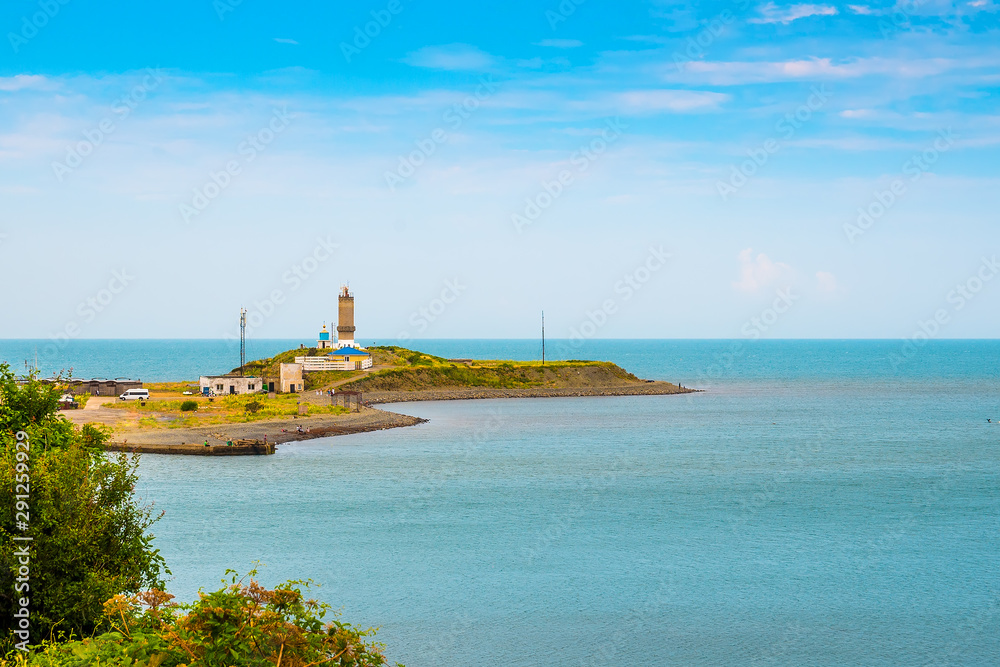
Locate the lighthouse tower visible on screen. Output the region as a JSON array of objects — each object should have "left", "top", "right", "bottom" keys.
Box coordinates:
[{"left": 337, "top": 285, "right": 356, "bottom": 349}]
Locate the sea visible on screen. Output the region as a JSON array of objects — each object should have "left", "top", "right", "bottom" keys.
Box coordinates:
[{"left": 1, "top": 339, "right": 998, "bottom": 666}]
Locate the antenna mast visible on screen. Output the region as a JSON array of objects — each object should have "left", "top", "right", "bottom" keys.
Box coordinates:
[
  {"left": 240, "top": 308, "right": 247, "bottom": 377},
  {"left": 541, "top": 311, "right": 545, "bottom": 367}
]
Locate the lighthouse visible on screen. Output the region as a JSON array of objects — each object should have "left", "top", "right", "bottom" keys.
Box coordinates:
[{"left": 337, "top": 285, "right": 356, "bottom": 349}]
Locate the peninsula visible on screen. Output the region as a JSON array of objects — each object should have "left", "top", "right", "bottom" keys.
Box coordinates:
[{"left": 69, "top": 346, "right": 695, "bottom": 455}]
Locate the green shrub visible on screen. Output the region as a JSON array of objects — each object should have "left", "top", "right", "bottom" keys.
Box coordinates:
[
  {"left": 179, "top": 401, "right": 198, "bottom": 412},
  {"left": 0, "top": 364, "right": 167, "bottom": 643},
  {"left": 7, "top": 572, "right": 398, "bottom": 667}
]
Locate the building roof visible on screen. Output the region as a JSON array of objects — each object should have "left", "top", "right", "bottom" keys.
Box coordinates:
[{"left": 327, "top": 347, "right": 370, "bottom": 357}]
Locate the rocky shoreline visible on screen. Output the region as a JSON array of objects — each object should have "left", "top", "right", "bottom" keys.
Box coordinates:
[
  {"left": 100, "top": 382, "right": 695, "bottom": 456},
  {"left": 108, "top": 407, "right": 427, "bottom": 455},
  {"left": 363, "top": 381, "right": 697, "bottom": 404}
]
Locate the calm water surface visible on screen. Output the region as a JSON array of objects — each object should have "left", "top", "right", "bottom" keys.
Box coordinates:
[{"left": 4, "top": 340, "right": 997, "bottom": 664}]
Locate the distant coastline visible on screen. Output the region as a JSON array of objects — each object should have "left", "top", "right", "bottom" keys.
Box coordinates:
[{"left": 65, "top": 345, "right": 695, "bottom": 455}]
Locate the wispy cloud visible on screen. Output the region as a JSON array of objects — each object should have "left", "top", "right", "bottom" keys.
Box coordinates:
[
  {"left": 666, "top": 56, "right": 977, "bottom": 84},
  {"left": 0, "top": 75, "right": 53, "bottom": 92},
  {"left": 403, "top": 44, "right": 495, "bottom": 71},
  {"left": 748, "top": 2, "right": 838, "bottom": 23},
  {"left": 534, "top": 38, "right": 583, "bottom": 48},
  {"left": 609, "top": 89, "right": 729, "bottom": 113},
  {"left": 816, "top": 271, "right": 838, "bottom": 293},
  {"left": 847, "top": 4, "right": 875, "bottom": 14},
  {"left": 273, "top": 37, "right": 299, "bottom": 45},
  {"left": 734, "top": 249, "right": 795, "bottom": 293}
]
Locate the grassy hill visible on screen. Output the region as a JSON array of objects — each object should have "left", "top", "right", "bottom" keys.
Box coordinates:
[
  {"left": 236, "top": 345, "right": 653, "bottom": 393},
  {"left": 341, "top": 346, "right": 646, "bottom": 392}
]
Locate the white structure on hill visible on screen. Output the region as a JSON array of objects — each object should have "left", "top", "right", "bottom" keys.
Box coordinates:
[{"left": 296, "top": 285, "right": 373, "bottom": 371}]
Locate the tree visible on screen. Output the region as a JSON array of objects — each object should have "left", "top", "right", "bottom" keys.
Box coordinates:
[{"left": 0, "top": 364, "right": 167, "bottom": 643}]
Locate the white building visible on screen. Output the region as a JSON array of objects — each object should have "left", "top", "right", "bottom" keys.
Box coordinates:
[
  {"left": 296, "top": 347, "right": 373, "bottom": 371},
  {"left": 200, "top": 375, "right": 262, "bottom": 396}
]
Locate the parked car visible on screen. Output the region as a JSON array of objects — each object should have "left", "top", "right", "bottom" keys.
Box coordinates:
[
  {"left": 57, "top": 393, "right": 79, "bottom": 410},
  {"left": 119, "top": 388, "right": 150, "bottom": 401}
]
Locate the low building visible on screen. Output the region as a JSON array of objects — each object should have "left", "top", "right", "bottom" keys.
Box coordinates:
[
  {"left": 199, "top": 375, "right": 262, "bottom": 396},
  {"left": 295, "top": 347, "right": 373, "bottom": 371},
  {"left": 59, "top": 378, "right": 142, "bottom": 397},
  {"left": 279, "top": 363, "right": 304, "bottom": 393}
]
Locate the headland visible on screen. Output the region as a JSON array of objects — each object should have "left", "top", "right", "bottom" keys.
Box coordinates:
[{"left": 66, "top": 345, "right": 695, "bottom": 455}]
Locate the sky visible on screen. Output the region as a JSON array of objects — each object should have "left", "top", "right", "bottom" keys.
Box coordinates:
[{"left": 0, "top": 0, "right": 998, "bottom": 341}]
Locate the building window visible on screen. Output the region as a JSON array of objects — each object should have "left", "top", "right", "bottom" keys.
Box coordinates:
[
  {"left": 248, "top": 384, "right": 255, "bottom": 390},
  {"left": 216, "top": 384, "right": 223, "bottom": 391}
]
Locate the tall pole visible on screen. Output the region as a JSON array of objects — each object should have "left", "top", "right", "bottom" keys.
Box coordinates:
[
  {"left": 240, "top": 308, "right": 247, "bottom": 377},
  {"left": 541, "top": 311, "right": 545, "bottom": 367}
]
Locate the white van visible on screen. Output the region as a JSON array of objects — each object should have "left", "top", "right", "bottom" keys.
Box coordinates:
[{"left": 119, "top": 388, "right": 150, "bottom": 401}]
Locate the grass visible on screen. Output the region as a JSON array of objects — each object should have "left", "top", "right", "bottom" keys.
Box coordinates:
[
  {"left": 341, "top": 347, "right": 640, "bottom": 392},
  {"left": 229, "top": 344, "right": 645, "bottom": 396},
  {"left": 109, "top": 393, "right": 349, "bottom": 429},
  {"left": 144, "top": 381, "right": 201, "bottom": 395}
]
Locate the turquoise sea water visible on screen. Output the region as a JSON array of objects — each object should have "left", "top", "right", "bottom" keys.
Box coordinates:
[{"left": 4, "top": 340, "right": 999, "bottom": 664}]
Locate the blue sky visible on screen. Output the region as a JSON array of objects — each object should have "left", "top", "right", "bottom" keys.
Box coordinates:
[{"left": 1, "top": 0, "right": 998, "bottom": 341}]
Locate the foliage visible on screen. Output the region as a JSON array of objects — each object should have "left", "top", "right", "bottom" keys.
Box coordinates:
[
  {"left": 5, "top": 573, "right": 398, "bottom": 667},
  {"left": 179, "top": 401, "right": 198, "bottom": 412},
  {"left": 0, "top": 366, "right": 62, "bottom": 435},
  {"left": 0, "top": 364, "right": 167, "bottom": 643},
  {"left": 0, "top": 366, "right": 393, "bottom": 664}
]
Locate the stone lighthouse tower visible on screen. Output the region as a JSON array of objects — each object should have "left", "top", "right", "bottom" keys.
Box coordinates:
[{"left": 337, "top": 285, "right": 356, "bottom": 348}]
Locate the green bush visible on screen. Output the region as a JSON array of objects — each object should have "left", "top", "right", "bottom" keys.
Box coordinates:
[
  {"left": 0, "top": 364, "right": 167, "bottom": 644},
  {"left": 6, "top": 572, "right": 398, "bottom": 667},
  {"left": 179, "top": 400, "right": 198, "bottom": 412}
]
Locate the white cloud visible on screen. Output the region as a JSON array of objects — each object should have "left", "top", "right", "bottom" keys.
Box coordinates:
[
  {"left": 668, "top": 56, "right": 974, "bottom": 85},
  {"left": 610, "top": 89, "right": 729, "bottom": 113},
  {"left": 0, "top": 75, "right": 53, "bottom": 92},
  {"left": 848, "top": 4, "right": 874, "bottom": 14},
  {"left": 748, "top": 2, "right": 838, "bottom": 24},
  {"left": 273, "top": 38, "right": 299, "bottom": 45},
  {"left": 534, "top": 39, "right": 583, "bottom": 48},
  {"left": 816, "top": 271, "right": 838, "bottom": 293},
  {"left": 733, "top": 248, "right": 795, "bottom": 292},
  {"left": 403, "top": 44, "right": 495, "bottom": 71}
]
